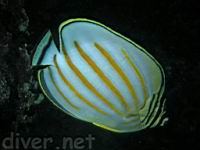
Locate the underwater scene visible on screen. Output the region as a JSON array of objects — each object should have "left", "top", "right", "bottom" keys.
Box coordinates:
[{"left": 0, "top": 0, "right": 199, "bottom": 150}]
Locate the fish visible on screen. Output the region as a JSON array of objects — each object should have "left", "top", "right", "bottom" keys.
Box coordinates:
[{"left": 32, "top": 18, "right": 166, "bottom": 133}]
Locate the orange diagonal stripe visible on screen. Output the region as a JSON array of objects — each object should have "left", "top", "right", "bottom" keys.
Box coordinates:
[
  {"left": 95, "top": 43, "right": 140, "bottom": 112},
  {"left": 74, "top": 41, "right": 130, "bottom": 112},
  {"left": 121, "top": 48, "right": 149, "bottom": 109},
  {"left": 48, "top": 67, "right": 79, "bottom": 110},
  {"left": 53, "top": 54, "right": 108, "bottom": 116},
  {"left": 66, "top": 56, "right": 124, "bottom": 116}
]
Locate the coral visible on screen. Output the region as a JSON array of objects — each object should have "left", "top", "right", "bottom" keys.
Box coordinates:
[{"left": 0, "top": 0, "right": 40, "bottom": 133}]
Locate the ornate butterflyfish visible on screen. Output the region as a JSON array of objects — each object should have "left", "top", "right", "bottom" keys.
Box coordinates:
[{"left": 32, "top": 18, "right": 166, "bottom": 133}]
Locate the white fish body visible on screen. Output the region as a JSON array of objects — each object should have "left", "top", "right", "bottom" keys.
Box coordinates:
[{"left": 32, "top": 18, "right": 166, "bottom": 133}]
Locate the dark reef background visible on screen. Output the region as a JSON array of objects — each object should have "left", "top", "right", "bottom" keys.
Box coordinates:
[{"left": 0, "top": 0, "right": 199, "bottom": 149}]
